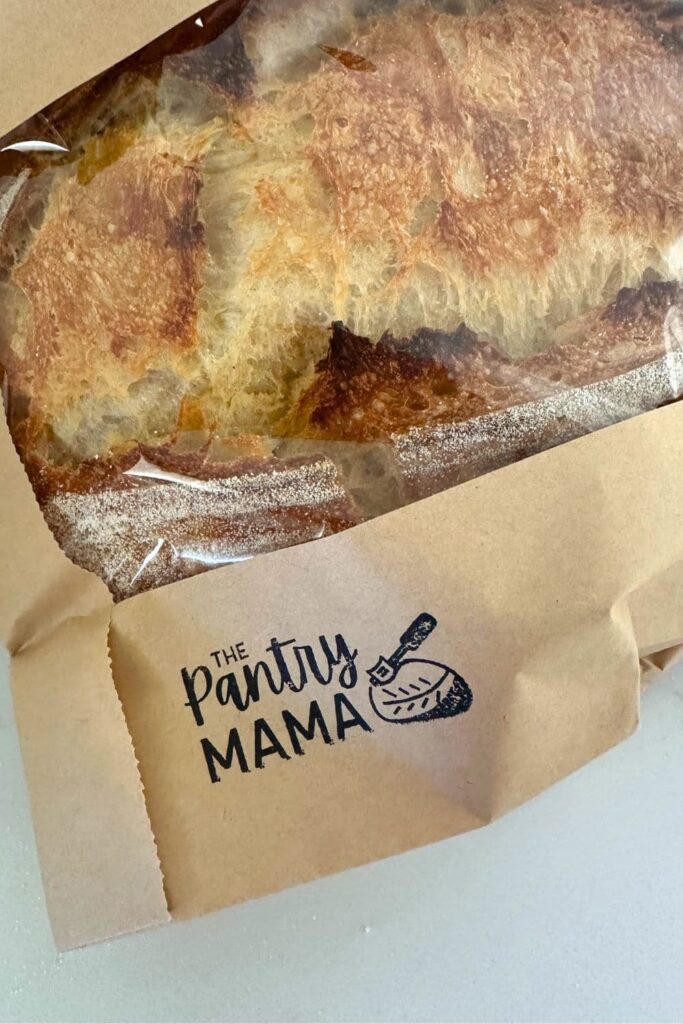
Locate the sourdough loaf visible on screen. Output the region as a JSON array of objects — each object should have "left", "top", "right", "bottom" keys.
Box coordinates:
[
  {"left": 1, "top": 0, "right": 682, "bottom": 596},
  {"left": 3, "top": 0, "right": 683, "bottom": 457}
]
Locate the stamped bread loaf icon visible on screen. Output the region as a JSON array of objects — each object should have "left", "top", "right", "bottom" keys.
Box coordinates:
[{"left": 367, "top": 614, "right": 472, "bottom": 725}]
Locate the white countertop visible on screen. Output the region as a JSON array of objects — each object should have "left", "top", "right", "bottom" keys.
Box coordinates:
[{"left": 1, "top": 644, "right": 682, "bottom": 1024}]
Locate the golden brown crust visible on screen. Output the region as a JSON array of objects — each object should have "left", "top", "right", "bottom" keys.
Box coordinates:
[
  {"left": 5, "top": 0, "right": 683, "bottom": 460},
  {"left": 294, "top": 281, "right": 683, "bottom": 442},
  {"left": 292, "top": 321, "right": 520, "bottom": 442},
  {"left": 0, "top": 0, "right": 250, "bottom": 158},
  {"left": 2, "top": 0, "right": 683, "bottom": 601},
  {"left": 303, "top": 0, "right": 683, "bottom": 276},
  {"left": 6, "top": 138, "right": 205, "bottom": 455},
  {"left": 25, "top": 436, "right": 275, "bottom": 499},
  {"left": 596, "top": 0, "right": 683, "bottom": 51}
]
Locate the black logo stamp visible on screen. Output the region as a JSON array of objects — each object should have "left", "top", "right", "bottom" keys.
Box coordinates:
[
  {"left": 181, "top": 612, "right": 473, "bottom": 781},
  {"left": 368, "top": 613, "right": 472, "bottom": 724}
]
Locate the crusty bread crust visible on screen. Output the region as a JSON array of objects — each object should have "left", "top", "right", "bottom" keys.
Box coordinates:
[
  {"left": 294, "top": 281, "right": 683, "bottom": 495},
  {"left": 290, "top": 321, "right": 515, "bottom": 441},
  {"left": 294, "top": 282, "right": 682, "bottom": 442},
  {"left": 394, "top": 350, "right": 683, "bottom": 498},
  {"left": 5, "top": 0, "right": 683, "bottom": 461},
  {"left": 1, "top": 0, "right": 683, "bottom": 596}
]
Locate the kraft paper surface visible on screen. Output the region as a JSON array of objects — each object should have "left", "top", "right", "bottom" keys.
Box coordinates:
[
  {"left": 110, "top": 403, "right": 683, "bottom": 920},
  {"left": 0, "top": 414, "right": 168, "bottom": 949}
]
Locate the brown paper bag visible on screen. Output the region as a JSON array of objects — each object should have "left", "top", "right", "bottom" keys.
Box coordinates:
[
  {"left": 2, "top": 0, "right": 683, "bottom": 950},
  {"left": 107, "top": 400, "right": 683, "bottom": 922}
]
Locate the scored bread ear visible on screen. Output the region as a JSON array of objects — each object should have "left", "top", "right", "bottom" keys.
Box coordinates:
[
  {"left": 290, "top": 321, "right": 516, "bottom": 442},
  {"left": 293, "top": 280, "right": 683, "bottom": 454}
]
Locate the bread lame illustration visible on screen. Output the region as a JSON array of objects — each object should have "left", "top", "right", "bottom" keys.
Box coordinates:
[{"left": 367, "top": 614, "right": 473, "bottom": 725}]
